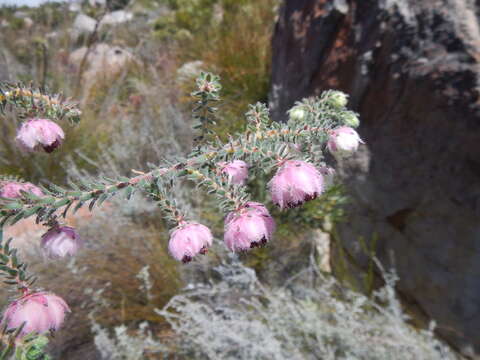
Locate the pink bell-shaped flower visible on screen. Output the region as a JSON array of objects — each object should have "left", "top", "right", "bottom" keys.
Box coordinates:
[
  {"left": 269, "top": 160, "right": 324, "bottom": 209},
  {"left": 224, "top": 202, "right": 276, "bottom": 252},
  {"left": 219, "top": 160, "right": 249, "bottom": 185},
  {"left": 3, "top": 291, "right": 70, "bottom": 335},
  {"left": 0, "top": 181, "right": 43, "bottom": 199},
  {"left": 41, "top": 226, "right": 83, "bottom": 259},
  {"left": 327, "top": 126, "right": 364, "bottom": 157},
  {"left": 16, "top": 118, "right": 65, "bottom": 153},
  {"left": 168, "top": 222, "right": 213, "bottom": 263}
]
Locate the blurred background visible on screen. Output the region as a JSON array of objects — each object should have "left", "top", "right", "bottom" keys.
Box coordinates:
[{"left": 0, "top": 0, "right": 479, "bottom": 359}]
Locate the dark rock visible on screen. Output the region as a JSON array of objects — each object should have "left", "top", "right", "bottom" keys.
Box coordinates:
[{"left": 270, "top": 0, "right": 480, "bottom": 357}]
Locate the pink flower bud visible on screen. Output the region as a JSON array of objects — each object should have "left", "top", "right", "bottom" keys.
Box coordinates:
[
  {"left": 0, "top": 181, "right": 43, "bottom": 199},
  {"left": 224, "top": 202, "right": 276, "bottom": 252},
  {"left": 168, "top": 222, "right": 213, "bottom": 263},
  {"left": 219, "top": 160, "right": 249, "bottom": 185},
  {"left": 16, "top": 118, "right": 65, "bottom": 153},
  {"left": 41, "top": 226, "right": 83, "bottom": 258},
  {"left": 327, "top": 126, "right": 364, "bottom": 157},
  {"left": 269, "top": 160, "right": 324, "bottom": 209},
  {"left": 3, "top": 291, "right": 70, "bottom": 335}
]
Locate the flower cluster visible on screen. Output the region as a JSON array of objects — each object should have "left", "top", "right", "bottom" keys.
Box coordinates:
[
  {"left": 0, "top": 101, "right": 77, "bottom": 351},
  {"left": 0, "top": 76, "right": 365, "bottom": 356}
]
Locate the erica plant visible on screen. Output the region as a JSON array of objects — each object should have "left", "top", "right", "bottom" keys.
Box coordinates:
[{"left": 0, "top": 74, "right": 363, "bottom": 357}]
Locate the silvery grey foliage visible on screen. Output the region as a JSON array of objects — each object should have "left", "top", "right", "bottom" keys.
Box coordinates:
[
  {"left": 157, "top": 259, "right": 458, "bottom": 360},
  {"left": 136, "top": 265, "right": 153, "bottom": 301},
  {"left": 92, "top": 322, "right": 166, "bottom": 360}
]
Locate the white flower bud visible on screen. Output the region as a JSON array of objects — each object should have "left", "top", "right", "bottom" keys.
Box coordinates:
[
  {"left": 288, "top": 107, "right": 307, "bottom": 123},
  {"left": 342, "top": 112, "right": 360, "bottom": 128},
  {"left": 328, "top": 127, "right": 364, "bottom": 158},
  {"left": 329, "top": 91, "right": 349, "bottom": 108}
]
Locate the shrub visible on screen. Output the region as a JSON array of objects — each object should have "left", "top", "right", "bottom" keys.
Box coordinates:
[
  {"left": 0, "top": 69, "right": 365, "bottom": 358},
  {"left": 157, "top": 260, "right": 458, "bottom": 360}
]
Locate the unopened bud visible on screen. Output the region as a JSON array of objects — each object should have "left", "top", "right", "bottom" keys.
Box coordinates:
[
  {"left": 328, "top": 126, "right": 364, "bottom": 158},
  {"left": 328, "top": 91, "right": 349, "bottom": 108},
  {"left": 342, "top": 112, "right": 360, "bottom": 128},
  {"left": 41, "top": 226, "right": 83, "bottom": 258},
  {"left": 288, "top": 107, "right": 307, "bottom": 123}
]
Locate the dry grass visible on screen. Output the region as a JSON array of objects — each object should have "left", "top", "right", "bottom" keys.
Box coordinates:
[{"left": 173, "top": 0, "right": 279, "bottom": 137}]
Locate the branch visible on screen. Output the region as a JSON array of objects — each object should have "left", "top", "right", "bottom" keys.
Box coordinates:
[
  {"left": 0, "top": 230, "right": 33, "bottom": 294},
  {"left": 0, "top": 84, "right": 81, "bottom": 124},
  {"left": 0, "top": 79, "right": 349, "bottom": 226}
]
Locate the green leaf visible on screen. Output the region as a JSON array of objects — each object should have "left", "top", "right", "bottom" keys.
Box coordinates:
[
  {"left": 88, "top": 199, "right": 97, "bottom": 212},
  {"left": 48, "top": 183, "right": 66, "bottom": 195},
  {"left": 9, "top": 212, "right": 25, "bottom": 225},
  {"left": 36, "top": 197, "right": 55, "bottom": 205},
  {"left": 125, "top": 186, "right": 133, "bottom": 200},
  {"left": 53, "top": 199, "right": 70, "bottom": 208},
  {"left": 73, "top": 201, "right": 84, "bottom": 214},
  {"left": 66, "top": 191, "right": 82, "bottom": 198},
  {"left": 23, "top": 206, "right": 42, "bottom": 218},
  {"left": 0, "top": 215, "right": 13, "bottom": 227},
  {"left": 97, "top": 193, "right": 109, "bottom": 206},
  {"left": 62, "top": 201, "right": 73, "bottom": 218},
  {"left": 6, "top": 269, "right": 17, "bottom": 277},
  {"left": 3, "top": 203, "right": 22, "bottom": 210},
  {"left": 0, "top": 265, "right": 12, "bottom": 273}
]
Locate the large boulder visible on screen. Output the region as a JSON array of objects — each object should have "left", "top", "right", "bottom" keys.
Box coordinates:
[
  {"left": 69, "top": 43, "right": 137, "bottom": 101},
  {"left": 270, "top": 0, "right": 480, "bottom": 357},
  {"left": 72, "top": 13, "right": 97, "bottom": 36},
  {"left": 71, "top": 11, "right": 133, "bottom": 40},
  {"left": 99, "top": 10, "right": 133, "bottom": 27},
  {"left": 69, "top": 43, "right": 135, "bottom": 77}
]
